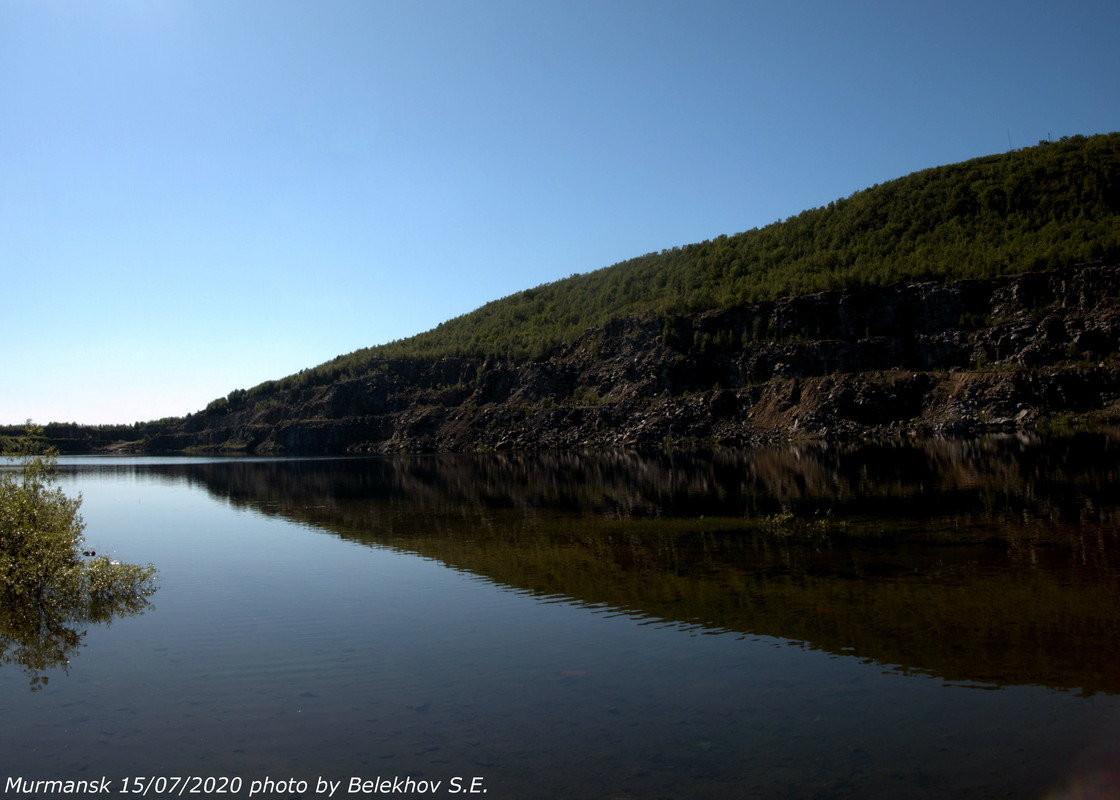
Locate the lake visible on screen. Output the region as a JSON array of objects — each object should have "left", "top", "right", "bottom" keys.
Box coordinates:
[{"left": 3, "top": 433, "right": 1120, "bottom": 799}]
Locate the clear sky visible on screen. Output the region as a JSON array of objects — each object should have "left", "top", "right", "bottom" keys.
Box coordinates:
[{"left": 2, "top": 0, "right": 1118, "bottom": 425}]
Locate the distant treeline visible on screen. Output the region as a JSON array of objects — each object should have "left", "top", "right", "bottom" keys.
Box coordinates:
[
  {"left": 221, "top": 133, "right": 1120, "bottom": 407},
  {"left": 0, "top": 421, "right": 171, "bottom": 452}
]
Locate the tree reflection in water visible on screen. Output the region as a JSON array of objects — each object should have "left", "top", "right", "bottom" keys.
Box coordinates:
[{"left": 0, "top": 565, "right": 156, "bottom": 691}]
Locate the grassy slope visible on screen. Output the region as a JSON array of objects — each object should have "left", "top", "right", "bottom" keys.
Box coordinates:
[{"left": 237, "top": 133, "right": 1119, "bottom": 405}]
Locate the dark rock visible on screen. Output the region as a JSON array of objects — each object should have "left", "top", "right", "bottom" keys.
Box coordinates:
[{"left": 126, "top": 262, "right": 1120, "bottom": 454}]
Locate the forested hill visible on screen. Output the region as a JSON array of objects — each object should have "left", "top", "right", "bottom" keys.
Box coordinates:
[
  {"left": 243, "top": 132, "right": 1119, "bottom": 401},
  {"left": 8, "top": 133, "right": 1120, "bottom": 455}
]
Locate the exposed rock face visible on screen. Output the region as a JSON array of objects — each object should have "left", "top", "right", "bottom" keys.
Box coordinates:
[{"left": 147, "top": 262, "right": 1120, "bottom": 454}]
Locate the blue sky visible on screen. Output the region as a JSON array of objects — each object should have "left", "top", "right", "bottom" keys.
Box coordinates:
[{"left": 2, "top": 0, "right": 1118, "bottom": 425}]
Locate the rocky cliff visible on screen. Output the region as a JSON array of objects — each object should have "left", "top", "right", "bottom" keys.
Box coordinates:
[{"left": 144, "top": 261, "right": 1120, "bottom": 454}]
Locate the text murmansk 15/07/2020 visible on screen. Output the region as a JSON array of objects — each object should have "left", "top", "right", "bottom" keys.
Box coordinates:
[{"left": 2, "top": 775, "right": 490, "bottom": 796}]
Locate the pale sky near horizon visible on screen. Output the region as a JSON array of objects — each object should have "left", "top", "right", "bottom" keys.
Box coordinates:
[{"left": 2, "top": 0, "right": 1118, "bottom": 425}]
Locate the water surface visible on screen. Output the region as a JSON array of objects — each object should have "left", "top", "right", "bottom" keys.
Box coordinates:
[{"left": 2, "top": 434, "right": 1119, "bottom": 798}]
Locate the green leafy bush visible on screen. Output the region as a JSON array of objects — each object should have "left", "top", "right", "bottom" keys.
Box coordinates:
[{"left": 1, "top": 424, "right": 157, "bottom": 689}]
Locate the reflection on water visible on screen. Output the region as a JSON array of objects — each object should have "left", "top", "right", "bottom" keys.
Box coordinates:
[
  {"left": 1, "top": 432, "right": 1117, "bottom": 799},
  {"left": 87, "top": 432, "right": 1120, "bottom": 696},
  {"left": 0, "top": 587, "right": 155, "bottom": 692}
]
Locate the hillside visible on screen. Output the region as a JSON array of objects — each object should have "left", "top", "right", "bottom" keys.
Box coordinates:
[
  {"left": 8, "top": 134, "right": 1120, "bottom": 454},
  {"left": 248, "top": 132, "right": 1120, "bottom": 397},
  {"left": 127, "top": 259, "right": 1120, "bottom": 454}
]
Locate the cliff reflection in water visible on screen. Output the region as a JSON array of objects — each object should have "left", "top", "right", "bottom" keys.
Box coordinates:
[{"left": 101, "top": 431, "right": 1120, "bottom": 695}]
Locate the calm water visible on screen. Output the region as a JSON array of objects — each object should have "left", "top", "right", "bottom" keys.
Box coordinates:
[{"left": 3, "top": 434, "right": 1120, "bottom": 799}]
